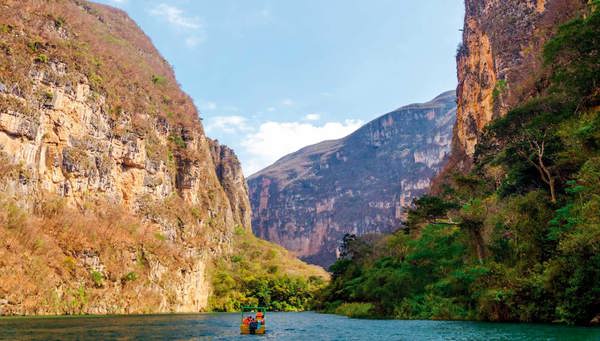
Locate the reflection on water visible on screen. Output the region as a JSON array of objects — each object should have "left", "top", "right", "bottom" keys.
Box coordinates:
[{"left": 0, "top": 312, "right": 599, "bottom": 340}]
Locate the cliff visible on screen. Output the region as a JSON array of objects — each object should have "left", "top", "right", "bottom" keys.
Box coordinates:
[
  {"left": 248, "top": 91, "right": 456, "bottom": 266},
  {"left": 0, "top": 0, "right": 324, "bottom": 315},
  {"left": 448, "top": 0, "right": 586, "bottom": 171},
  {"left": 208, "top": 139, "right": 252, "bottom": 231}
]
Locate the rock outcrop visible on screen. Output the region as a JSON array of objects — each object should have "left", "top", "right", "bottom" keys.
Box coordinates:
[
  {"left": 0, "top": 0, "right": 255, "bottom": 315},
  {"left": 450, "top": 0, "right": 586, "bottom": 170},
  {"left": 209, "top": 139, "right": 252, "bottom": 231},
  {"left": 248, "top": 92, "right": 456, "bottom": 266}
]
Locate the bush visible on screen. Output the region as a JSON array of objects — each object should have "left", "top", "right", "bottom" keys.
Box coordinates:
[
  {"left": 34, "top": 53, "right": 48, "bottom": 63},
  {"left": 90, "top": 270, "right": 104, "bottom": 288},
  {"left": 334, "top": 302, "right": 374, "bottom": 318},
  {"left": 121, "top": 271, "right": 138, "bottom": 283},
  {"left": 151, "top": 75, "right": 166, "bottom": 85},
  {"left": 492, "top": 79, "right": 507, "bottom": 101}
]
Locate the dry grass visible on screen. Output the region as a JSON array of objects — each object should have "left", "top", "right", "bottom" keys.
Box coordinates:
[
  {"left": 0, "top": 193, "right": 187, "bottom": 315},
  {"left": 230, "top": 228, "right": 329, "bottom": 279}
]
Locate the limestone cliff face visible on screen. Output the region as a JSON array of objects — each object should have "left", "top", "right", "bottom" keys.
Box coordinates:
[
  {"left": 209, "top": 139, "right": 252, "bottom": 230},
  {"left": 0, "top": 0, "right": 250, "bottom": 314},
  {"left": 248, "top": 92, "right": 456, "bottom": 266},
  {"left": 452, "top": 0, "right": 586, "bottom": 168}
]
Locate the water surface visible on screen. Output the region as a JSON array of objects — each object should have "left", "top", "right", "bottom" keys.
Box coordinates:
[{"left": 1, "top": 312, "right": 598, "bottom": 340}]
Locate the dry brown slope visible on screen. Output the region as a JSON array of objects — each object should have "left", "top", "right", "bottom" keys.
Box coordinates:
[{"left": 0, "top": 0, "right": 325, "bottom": 315}]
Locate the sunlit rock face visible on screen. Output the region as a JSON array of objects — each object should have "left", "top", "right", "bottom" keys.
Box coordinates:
[
  {"left": 0, "top": 0, "right": 251, "bottom": 314},
  {"left": 209, "top": 139, "right": 253, "bottom": 231},
  {"left": 450, "top": 0, "right": 586, "bottom": 169},
  {"left": 248, "top": 92, "right": 456, "bottom": 266}
]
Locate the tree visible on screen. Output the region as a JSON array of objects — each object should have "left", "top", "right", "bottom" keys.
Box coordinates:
[{"left": 515, "top": 130, "right": 558, "bottom": 203}]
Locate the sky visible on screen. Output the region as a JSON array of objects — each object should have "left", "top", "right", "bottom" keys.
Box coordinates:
[{"left": 95, "top": 0, "right": 464, "bottom": 175}]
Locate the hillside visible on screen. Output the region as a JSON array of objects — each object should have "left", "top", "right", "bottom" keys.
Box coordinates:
[
  {"left": 319, "top": 0, "right": 599, "bottom": 325},
  {"left": 0, "top": 0, "right": 325, "bottom": 315},
  {"left": 249, "top": 91, "right": 456, "bottom": 266}
]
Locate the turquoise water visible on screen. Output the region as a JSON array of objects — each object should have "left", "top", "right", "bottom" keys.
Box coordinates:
[{"left": 1, "top": 312, "right": 599, "bottom": 340}]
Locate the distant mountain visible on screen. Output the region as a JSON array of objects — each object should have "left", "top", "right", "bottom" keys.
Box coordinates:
[{"left": 248, "top": 91, "right": 457, "bottom": 266}]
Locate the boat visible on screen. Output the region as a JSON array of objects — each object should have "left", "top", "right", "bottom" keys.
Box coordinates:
[{"left": 240, "top": 306, "right": 266, "bottom": 335}]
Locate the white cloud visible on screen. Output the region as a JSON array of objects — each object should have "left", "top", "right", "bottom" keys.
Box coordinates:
[
  {"left": 267, "top": 107, "right": 276, "bottom": 112},
  {"left": 150, "top": 3, "right": 202, "bottom": 29},
  {"left": 281, "top": 99, "right": 294, "bottom": 106},
  {"left": 149, "top": 3, "right": 205, "bottom": 48},
  {"left": 199, "top": 101, "right": 217, "bottom": 112},
  {"left": 304, "top": 113, "right": 321, "bottom": 121},
  {"left": 241, "top": 119, "right": 363, "bottom": 175},
  {"left": 205, "top": 115, "right": 253, "bottom": 134}
]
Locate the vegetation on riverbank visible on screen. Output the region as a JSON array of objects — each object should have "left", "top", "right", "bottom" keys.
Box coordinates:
[
  {"left": 317, "top": 3, "right": 600, "bottom": 325},
  {"left": 209, "top": 227, "right": 329, "bottom": 312}
]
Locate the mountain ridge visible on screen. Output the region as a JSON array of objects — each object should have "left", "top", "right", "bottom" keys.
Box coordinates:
[{"left": 249, "top": 91, "right": 457, "bottom": 266}]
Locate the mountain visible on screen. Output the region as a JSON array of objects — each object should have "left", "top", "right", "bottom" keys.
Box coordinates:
[
  {"left": 248, "top": 91, "right": 457, "bottom": 266},
  {"left": 0, "top": 0, "right": 325, "bottom": 315}
]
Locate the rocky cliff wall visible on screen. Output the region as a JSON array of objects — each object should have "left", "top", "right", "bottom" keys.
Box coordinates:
[
  {"left": 0, "top": 0, "right": 250, "bottom": 314},
  {"left": 248, "top": 92, "right": 456, "bottom": 266},
  {"left": 209, "top": 139, "right": 253, "bottom": 231},
  {"left": 450, "top": 0, "right": 586, "bottom": 170}
]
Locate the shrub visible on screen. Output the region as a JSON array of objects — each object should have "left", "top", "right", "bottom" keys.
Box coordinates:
[
  {"left": 121, "top": 271, "right": 138, "bottom": 283},
  {"left": 335, "top": 302, "right": 374, "bottom": 318},
  {"left": 151, "top": 75, "right": 166, "bottom": 85},
  {"left": 88, "top": 72, "right": 103, "bottom": 90},
  {"left": 0, "top": 24, "right": 12, "bottom": 33},
  {"left": 169, "top": 135, "right": 186, "bottom": 148},
  {"left": 54, "top": 16, "right": 66, "bottom": 29},
  {"left": 154, "top": 232, "right": 166, "bottom": 241},
  {"left": 492, "top": 79, "right": 508, "bottom": 101},
  {"left": 27, "top": 40, "right": 43, "bottom": 52},
  {"left": 34, "top": 53, "right": 48, "bottom": 63},
  {"left": 90, "top": 270, "right": 104, "bottom": 288}
]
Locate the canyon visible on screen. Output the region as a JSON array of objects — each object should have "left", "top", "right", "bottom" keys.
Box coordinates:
[{"left": 249, "top": 92, "right": 456, "bottom": 266}]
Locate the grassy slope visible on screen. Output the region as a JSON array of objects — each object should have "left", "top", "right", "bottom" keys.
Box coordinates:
[{"left": 210, "top": 227, "right": 329, "bottom": 311}]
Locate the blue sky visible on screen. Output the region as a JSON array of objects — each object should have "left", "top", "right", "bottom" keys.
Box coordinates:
[{"left": 96, "top": 0, "right": 464, "bottom": 175}]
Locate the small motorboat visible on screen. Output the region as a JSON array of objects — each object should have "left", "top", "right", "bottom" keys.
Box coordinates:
[{"left": 240, "top": 306, "right": 266, "bottom": 335}]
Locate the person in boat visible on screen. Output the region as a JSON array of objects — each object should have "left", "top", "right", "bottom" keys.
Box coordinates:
[
  {"left": 242, "top": 316, "right": 251, "bottom": 325},
  {"left": 249, "top": 316, "right": 259, "bottom": 334}
]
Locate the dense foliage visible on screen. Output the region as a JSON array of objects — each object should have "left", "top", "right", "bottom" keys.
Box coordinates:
[
  {"left": 209, "top": 227, "right": 327, "bottom": 312},
  {"left": 318, "top": 3, "right": 600, "bottom": 325}
]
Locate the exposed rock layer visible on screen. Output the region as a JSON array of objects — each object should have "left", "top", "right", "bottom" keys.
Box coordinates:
[
  {"left": 450, "top": 0, "right": 586, "bottom": 170},
  {"left": 0, "top": 0, "right": 252, "bottom": 314},
  {"left": 209, "top": 139, "right": 253, "bottom": 231},
  {"left": 248, "top": 92, "right": 456, "bottom": 266}
]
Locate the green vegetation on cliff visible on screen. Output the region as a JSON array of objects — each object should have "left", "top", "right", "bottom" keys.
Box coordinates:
[
  {"left": 209, "top": 227, "right": 328, "bottom": 312},
  {"left": 318, "top": 3, "right": 600, "bottom": 325}
]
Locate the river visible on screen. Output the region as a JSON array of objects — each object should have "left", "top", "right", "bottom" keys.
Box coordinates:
[{"left": 1, "top": 312, "right": 599, "bottom": 340}]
